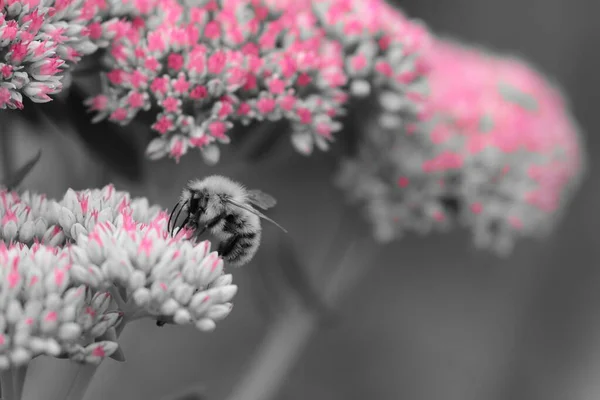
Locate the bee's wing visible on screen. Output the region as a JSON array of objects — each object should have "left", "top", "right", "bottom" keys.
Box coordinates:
[
  {"left": 227, "top": 199, "right": 288, "bottom": 233},
  {"left": 247, "top": 189, "right": 277, "bottom": 210}
]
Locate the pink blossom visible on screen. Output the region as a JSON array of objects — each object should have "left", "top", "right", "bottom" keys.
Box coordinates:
[
  {"left": 0, "top": 0, "right": 101, "bottom": 109},
  {"left": 336, "top": 38, "right": 584, "bottom": 255},
  {"left": 88, "top": 0, "right": 430, "bottom": 163},
  {"left": 0, "top": 185, "right": 239, "bottom": 367}
]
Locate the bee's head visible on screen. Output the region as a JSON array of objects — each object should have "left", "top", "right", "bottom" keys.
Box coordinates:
[
  {"left": 169, "top": 176, "right": 242, "bottom": 235},
  {"left": 185, "top": 187, "right": 226, "bottom": 221},
  {"left": 185, "top": 188, "right": 207, "bottom": 216}
]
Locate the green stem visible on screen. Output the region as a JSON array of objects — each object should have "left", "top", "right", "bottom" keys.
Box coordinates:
[
  {"left": 1, "top": 368, "right": 15, "bottom": 400},
  {"left": 11, "top": 365, "right": 27, "bottom": 400},
  {"left": 225, "top": 208, "right": 379, "bottom": 400}
]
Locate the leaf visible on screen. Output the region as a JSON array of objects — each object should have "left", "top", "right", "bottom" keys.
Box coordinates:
[
  {"left": 109, "top": 346, "right": 126, "bottom": 362},
  {"left": 2, "top": 149, "right": 42, "bottom": 190}
]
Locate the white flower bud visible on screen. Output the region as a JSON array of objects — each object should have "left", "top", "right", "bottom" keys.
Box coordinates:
[
  {"left": 194, "top": 318, "right": 216, "bottom": 332},
  {"left": 58, "top": 206, "right": 76, "bottom": 231},
  {"left": 173, "top": 309, "right": 192, "bottom": 325},
  {"left": 58, "top": 322, "right": 82, "bottom": 342},
  {"left": 206, "top": 304, "right": 232, "bottom": 321},
  {"left": 159, "top": 298, "right": 180, "bottom": 316},
  {"left": 18, "top": 220, "right": 35, "bottom": 243},
  {"left": 2, "top": 220, "right": 18, "bottom": 241}
]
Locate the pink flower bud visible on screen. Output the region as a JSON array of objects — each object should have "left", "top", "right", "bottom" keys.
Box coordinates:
[
  {"left": 82, "top": 341, "right": 119, "bottom": 364},
  {"left": 189, "top": 293, "right": 213, "bottom": 318},
  {"left": 23, "top": 81, "right": 61, "bottom": 103},
  {"left": 91, "top": 292, "right": 112, "bottom": 315}
]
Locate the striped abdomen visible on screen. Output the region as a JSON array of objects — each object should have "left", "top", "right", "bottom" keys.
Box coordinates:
[{"left": 218, "top": 212, "right": 262, "bottom": 267}]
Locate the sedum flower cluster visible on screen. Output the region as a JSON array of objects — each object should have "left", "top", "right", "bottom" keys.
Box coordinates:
[
  {"left": 337, "top": 39, "right": 585, "bottom": 254},
  {"left": 85, "top": 0, "right": 431, "bottom": 163},
  {"left": 0, "top": 184, "right": 237, "bottom": 369},
  {"left": 0, "top": 0, "right": 101, "bottom": 108}
]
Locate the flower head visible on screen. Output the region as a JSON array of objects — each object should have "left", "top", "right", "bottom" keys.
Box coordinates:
[
  {"left": 0, "top": 243, "right": 120, "bottom": 368},
  {"left": 337, "top": 39, "right": 585, "bottom": 254},
  {"left": 0, "top": 0, "right": 100, "bottom": 108},
  {"left": 0, "top": 184, "right": 161, "bottom": 247},
  {"left": 70, "top": 212, "right": 238, "bottom": 331},
  {"left": 0, "top": 184, "right": 239, "bottom": 366},
  {"left": 89, "top": 0, "right": 431, "bottom": 163}
]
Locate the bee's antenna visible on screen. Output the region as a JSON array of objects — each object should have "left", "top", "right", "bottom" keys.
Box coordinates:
[
  {"left": 168, "top": 201, "right": 184, "bottom": 236},
  {"left": 227, "top": 199, "right": 288, "bottom": 233},
  {"left": 168, "top": 202, "right": 179, "bottom": 233}
]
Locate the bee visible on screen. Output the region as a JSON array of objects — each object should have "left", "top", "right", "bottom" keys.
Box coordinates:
[{"left": 168, "top": 175, "right": 287, "bottom": 267}]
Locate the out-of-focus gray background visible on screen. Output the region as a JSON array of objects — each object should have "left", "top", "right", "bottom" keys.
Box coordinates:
[{"left": 6, "top": 0, "right": 600, "bottom": 399}]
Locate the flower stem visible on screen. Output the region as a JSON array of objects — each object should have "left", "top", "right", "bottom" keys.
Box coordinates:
[
  {"left": 64, "top": 364, "right": 99, "bottom": 400},
  {"left": 1, "top": 368, "right": 15, "bottom": 400},
  {"left": 115, "top": 320, "right": 127, "bottom": 337},
  {"left": 63, "top": 287, "right": 131, "bottom": 400},
  {"left": 62, "top": 319, "right": 132, "bottom": 400},
  {"left": 0, "top": 118, "right": 14, "bottom": 186},
  {"left": 224, "top": 209, "right": 379, "bottom": 400},
  {"left": 12, "top": 365, "right": 27, "bottom": 400}
]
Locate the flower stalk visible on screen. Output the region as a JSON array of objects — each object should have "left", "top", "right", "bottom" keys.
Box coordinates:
[
  {"left": 0, "top": 369, "right": 13, "bottom": 400},
  {"left": 64, "top": 364, "right": 100, "bottom": 400},
  {"left": 11, "top": 365, "right": 27, "bottom": 400},
  {"left": 225, "top": 208, "right": 378, "bottom": 400},
  {"left": 0, "top": 118, "right": 13, "bottom": 186},
  {"left": 0, "top": 184, "right": 239, "bottom": 400}
]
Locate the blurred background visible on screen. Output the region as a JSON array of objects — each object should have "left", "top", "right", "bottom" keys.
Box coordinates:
[{"left": 3, "top": 0, "right": 600, "bottom": 399}]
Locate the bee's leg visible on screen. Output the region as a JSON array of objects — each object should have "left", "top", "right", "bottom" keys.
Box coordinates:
[
  {"left": 191, "top": 225, "right": 206, "bottom": 243},
  {"left": 198, "top": 212, "right": 227, "bottom": 235},
  {"left": 206, "top": 212, "right": 227, "bottom": 228},
  {"left": 189, "top": 213, "right": 227, "bottom": 243}
]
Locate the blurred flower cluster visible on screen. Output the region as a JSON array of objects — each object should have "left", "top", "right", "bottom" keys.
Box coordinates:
[
  {"left": 337, "top": 39, "right": 585, "bottom": 254},
  {"left": 0, "top": 0, "right": 101, "bottom": 108},
  {"left": 1, "top": 0, "right": 433, "bottom": 163},
  {"left": 82, "top": 0, "right": 430, "bottom": 163},
  {"left": 0, "top": 184, "right": 237, "bottom": 369}
]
